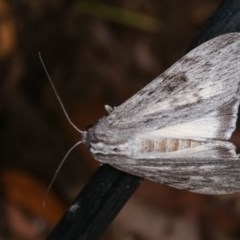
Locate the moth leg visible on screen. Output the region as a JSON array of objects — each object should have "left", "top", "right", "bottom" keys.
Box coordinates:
[{"left": 105, "top": 105, "right": 114, "bottom": 114}]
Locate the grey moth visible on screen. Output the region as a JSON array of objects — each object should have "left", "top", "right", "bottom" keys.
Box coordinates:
[{"left": 43, "top": 33, "right": 240, "bottom": 195}]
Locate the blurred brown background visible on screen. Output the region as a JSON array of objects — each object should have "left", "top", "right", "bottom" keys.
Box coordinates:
[{"left": 2, "top": 0, "right": 240, "bottom": 239}]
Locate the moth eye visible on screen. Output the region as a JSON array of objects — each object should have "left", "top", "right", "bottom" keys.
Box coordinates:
[{"left": 113, "top": 148, "right": 119, "bottom": 152}]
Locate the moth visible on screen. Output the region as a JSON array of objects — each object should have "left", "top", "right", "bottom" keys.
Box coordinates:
[{"left": 41, "top": 33, "right": 240, "bottom": 196}]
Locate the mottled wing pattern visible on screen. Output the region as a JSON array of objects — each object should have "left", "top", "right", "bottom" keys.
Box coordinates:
[
  {"left": 106, "top": 33, "right": 240, "bottom": 141},
  {"left": 110, "top": 155, "right": 240, "bottom": 194},
  {"left": 144, "top": 100, "right": 239, "bottom": 141}
]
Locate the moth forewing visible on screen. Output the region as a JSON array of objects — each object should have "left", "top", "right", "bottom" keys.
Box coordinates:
[{"left": 87, "top": 33, "right": 240, "bottom": 195}]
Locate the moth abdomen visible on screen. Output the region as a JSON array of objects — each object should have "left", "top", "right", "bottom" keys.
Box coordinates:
[{"left": 141, "top": 138, "right": 204, "bottom": 153}]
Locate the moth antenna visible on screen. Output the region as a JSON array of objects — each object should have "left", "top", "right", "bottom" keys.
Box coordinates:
[
  {"left": 43, "top": 140, "right": 82, "bottom": 207},
  {"left": 39, "top": 53, "right": 87, "bottom": 206},
  {"left": 39, "top": 52, "right": 84, "bottom": 135}
]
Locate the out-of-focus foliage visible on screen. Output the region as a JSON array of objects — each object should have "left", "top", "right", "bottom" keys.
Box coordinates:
[{"left": 2, "top": 0, "right": 240, "bottom": 239}]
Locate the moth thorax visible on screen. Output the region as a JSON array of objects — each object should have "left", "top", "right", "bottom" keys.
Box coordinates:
[{"left": 141, "top": 138, "right": 204, "bottom": 153}]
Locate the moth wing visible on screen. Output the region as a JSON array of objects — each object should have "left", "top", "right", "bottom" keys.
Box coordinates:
[
  {"left": 109, "top": 141, "right": 240, "bottom": 194},
  {"left": 108, "top": 102, "right": 239, "bottom": 194},
  {"left": 106, "top": 33, "right": 240, "bottom": 140},
  {"left": 143, "top": 100, "right": 239, "bottom": 141}
]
